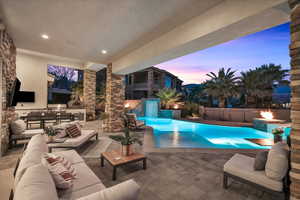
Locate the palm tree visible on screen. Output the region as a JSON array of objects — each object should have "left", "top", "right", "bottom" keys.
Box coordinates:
[
  {"left": 239, "top": 69, "right": 262, "bottom": 106},
  {"left": 156, "top": 88, "right": 181, "bottom": 109},
  {"left": 239, "top": 64, "right": 288, "bottom": 107},
  {"left": 204, "top": 68, "right": 239, "bottom": 108}
]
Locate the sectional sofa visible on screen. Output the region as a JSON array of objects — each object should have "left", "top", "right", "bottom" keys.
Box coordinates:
[{"left": 12, "top": 134, "right": 140, "bottom": 200}]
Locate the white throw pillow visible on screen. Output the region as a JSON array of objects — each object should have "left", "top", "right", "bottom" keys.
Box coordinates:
[
  {"left": 42, "top": 154, "right": 75, "bottom": 189},
  {"left": 53, "top": 124, "right": 67, "bottom": 138},
  {"left": 265, "top": 142, "right": 289, "bottom": 181},
  {"left": 10, "top": 119, "right": 26, "bottom": 135}
]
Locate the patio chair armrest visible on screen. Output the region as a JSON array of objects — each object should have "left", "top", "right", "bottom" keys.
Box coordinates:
[{"left": 77, "top": 179, "right": 140, "bottom": 200}]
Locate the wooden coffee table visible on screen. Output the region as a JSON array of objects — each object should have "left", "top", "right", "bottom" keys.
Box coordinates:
[{"left": 100, "top": 150, "right": 147, "bottom": 180}]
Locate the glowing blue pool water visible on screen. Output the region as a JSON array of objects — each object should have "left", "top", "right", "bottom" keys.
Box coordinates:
[{"left": 138, "top": 117, "right": 290, "bottom": 149}]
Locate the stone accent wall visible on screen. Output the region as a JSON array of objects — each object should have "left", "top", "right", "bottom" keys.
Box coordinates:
[
  {"left": 289, "top": 1, "right": 300, "bottom": 199},
  {"left": 103, "top": 63, "right": 125, "bottom": 132},
  {"left": 0, "top": 25, "right": 17, "bottom": 156},
  {"left": 84, "top": 70, "right": 96, "bottom": 121}
]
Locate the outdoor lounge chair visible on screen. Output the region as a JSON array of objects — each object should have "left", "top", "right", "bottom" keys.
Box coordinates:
[
  {"left": 47, "top": 129, "right": 98, "bottom": 152},
  {"left": 126, "top": 113, "right": 145, "bottom": 130},
  {"left": 223, "top": 139, "right": 290, "bottom": 200},
  {"left": 9, "top": 128, "right": 44, "bottom": 147}
]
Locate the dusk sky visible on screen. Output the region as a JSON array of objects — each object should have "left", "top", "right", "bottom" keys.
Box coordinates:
[{"left": 155, "top": 22, "right": 290, "bottom": 85}]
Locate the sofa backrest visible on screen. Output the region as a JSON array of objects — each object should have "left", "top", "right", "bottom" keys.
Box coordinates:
[
  {"left": 14, "top": 134, "right": 48, "bottom": 188},
  {"left": 14, "top": 164, "right": 59, "bottom": 200}
]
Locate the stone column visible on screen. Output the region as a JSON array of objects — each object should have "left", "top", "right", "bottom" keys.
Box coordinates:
[
  {"left": 0, "top": 25, "right": 17, "bottom": 156},
  {"left": 147, "top": 70, "right": 154, "bottom": 98},
  {"left": 289, "top": 1, "right": 300, "bottom": 199},
  {"left": 103, "top": 63, "right": 125, "bottom": 132},
  {"left": 84, "top": 70, "right": 96, "bottom": 121}
]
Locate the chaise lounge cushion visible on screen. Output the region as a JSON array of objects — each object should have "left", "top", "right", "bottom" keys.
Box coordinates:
[
  {"left": 48, "top": 130, "right": 97, "bottom": 148},
  {"left": 14, "top": 164, "right": 59, "bottom": 200},
  {"left": 14, "top": 134, "right": 48, "bottom": 187},
  {"left": 265, "top": 142, "right": 289, "bottom": 181},
  {"left": 77, "top": 179, "right": 140, "bottom": 200},
  {"left": 224, "top": 153, "right": 283, "bottom": 192},
  {"left": 57, "top": 162, "right": 105, "bottom": 199}
]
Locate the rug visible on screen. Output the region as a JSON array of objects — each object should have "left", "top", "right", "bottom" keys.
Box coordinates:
[{"left": 79, "top": 137, "right": 113, "bottom": 158}]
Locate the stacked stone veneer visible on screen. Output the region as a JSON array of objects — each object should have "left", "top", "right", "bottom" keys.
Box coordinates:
[
  {"left": 103, "top": 63, "right": 125, "bottom": 132},
  {"left": 289, "top": 0, "right": 300, "bottom": 199},
  {"left": 84, "top": 70, "right": 96, "bottom": 121},
  {"left": 0, "top": 25, "right": 17, "bottom": 156}
]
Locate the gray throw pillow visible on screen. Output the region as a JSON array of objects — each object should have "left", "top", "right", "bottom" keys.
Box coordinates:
[{"left": 253, "top": 151, "right": 268, "bottom": 170}]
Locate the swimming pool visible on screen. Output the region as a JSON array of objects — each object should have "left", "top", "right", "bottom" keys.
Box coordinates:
[{"left": 138, "top": 117, "right": 290, "bottom": 149}]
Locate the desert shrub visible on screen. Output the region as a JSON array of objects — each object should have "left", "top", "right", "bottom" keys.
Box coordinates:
[{"left": 181, "top": 102, "right": 199, "bottom": 117}]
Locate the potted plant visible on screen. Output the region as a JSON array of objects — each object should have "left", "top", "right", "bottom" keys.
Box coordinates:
[
  {"left": 272, "top": 127, "right": 284, "bottom": 143},
  {"left": 45, "top": 126, "right": 57, "bottom": 142},
  {"left": 109, "top": 117, "right": 142, "bottom": 156}
]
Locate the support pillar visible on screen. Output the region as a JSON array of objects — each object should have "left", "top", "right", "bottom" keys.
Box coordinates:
[
  {"left": 289, "top": 0, "right": 300, "bottom": 199},
  {"left": 0, "top": 25, "right": 17, "bottom": 156},
  {"left": 84, "top": 70, "right": 96, "bottom": 121},
  {"left": 104, "top": 63, "right": 125, "bottom": 132},
  {"left": 147, "top": 70, "right": 154, "bottom": 98}
]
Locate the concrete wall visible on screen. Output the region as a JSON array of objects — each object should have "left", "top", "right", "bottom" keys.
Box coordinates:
[
  {"left": 203, "top": 107, "right": 291, "bottom": 122},
  {"left": 16, "top": 49, "right": 84, "bottom": 109}
]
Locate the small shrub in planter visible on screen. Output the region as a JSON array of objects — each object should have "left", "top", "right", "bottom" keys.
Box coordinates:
[{"left": 272, "top": 127, "right": 284, "bottom": 143}]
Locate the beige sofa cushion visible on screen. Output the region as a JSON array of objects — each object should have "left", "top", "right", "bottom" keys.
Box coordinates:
[
  {"left": 58, "top": 162, "right": 105, "bottom": 199},
  {"left": 54, "top": 150, "right": 84, "bottom": 164},
  {"left": 224, "top": 153, "right": 283, "bottom": 192},
  {"left": 10, "top": 119, "right": 26, "bottom": 135},
  {"left": 265, "top": 142, "right": 289, "bottom": 181},
  {"left": 14, "top": 164, "right": 59, "bottom": 200},
  {"left": 77, "top": 180, "right": 140, "bottom": 200},
  {"left": 15, "top": 134, "right": 48, "bottom": 187},
  {"left": 59, "top": 183, "right": 105, "bottom": 200}
]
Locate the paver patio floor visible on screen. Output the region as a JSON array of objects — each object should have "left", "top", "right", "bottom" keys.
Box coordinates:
[{"left": 0, "top": 120, "right": 282, "bottom": 200}]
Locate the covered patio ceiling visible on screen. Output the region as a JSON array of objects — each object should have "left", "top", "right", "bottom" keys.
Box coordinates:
[
  {"left": 0, "top": 0, "right": 289, "bottom": 74},
  {"left": 0, "top": 0, "right": 223, "bottom": 63}
]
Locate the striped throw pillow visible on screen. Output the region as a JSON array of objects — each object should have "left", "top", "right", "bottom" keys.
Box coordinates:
[
  {"left": 65, "top": 124, "right": 81, "bottom": 138},
  {"left": 42, "top": 154, "right": 76, "bottom": 189},
  {"left": 55, "top": 155, "right": 77, "bottom": 178}
]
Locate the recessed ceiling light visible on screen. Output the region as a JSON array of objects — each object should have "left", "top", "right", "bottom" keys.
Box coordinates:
[
  {"left": 41, "top": 34, "right": 49, "bottom": 39},
  {"left": 101, "top": 50, "right": 107, "bottom": 54}
]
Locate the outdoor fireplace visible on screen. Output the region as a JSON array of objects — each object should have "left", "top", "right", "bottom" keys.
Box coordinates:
[{"left": 253, "top": 111, "right": 286, "bottom": 132}]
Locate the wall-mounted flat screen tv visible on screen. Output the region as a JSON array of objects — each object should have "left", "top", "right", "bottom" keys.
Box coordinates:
[{"left": 47, "top": 65, "right": 83, "bottom": 105}]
